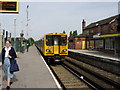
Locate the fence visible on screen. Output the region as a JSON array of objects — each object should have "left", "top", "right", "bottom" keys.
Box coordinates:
[{"left": 11, "top": 41, "right": 28, "bottom": 53}]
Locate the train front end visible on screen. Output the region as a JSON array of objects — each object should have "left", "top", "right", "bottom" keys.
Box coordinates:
[{"left": 44, "top": 33, "right": 68, "bottom": 63}]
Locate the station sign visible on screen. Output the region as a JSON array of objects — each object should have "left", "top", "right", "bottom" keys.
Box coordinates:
[
  {"left": 93, "top": 33, "right": 100, "bottom": 38},
  {"left": 0, "top": 0, "right": 18, "bottom": 13}
]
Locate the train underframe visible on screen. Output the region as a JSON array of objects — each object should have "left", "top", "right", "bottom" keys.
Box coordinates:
[{"left": 45, "top": 55, "right": 66, "bottom": 64}]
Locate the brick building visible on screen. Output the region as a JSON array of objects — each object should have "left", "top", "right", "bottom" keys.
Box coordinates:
[
  {"left": 68, "top": 35, "right": 87, "bottom": 49},
  {"left": 82, "top": 15, "right": 120, "bottom": 54}
]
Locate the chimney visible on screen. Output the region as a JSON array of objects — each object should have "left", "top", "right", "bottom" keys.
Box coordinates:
[{"left": 82, "top": 19, "right": 86, "bottom": 30}]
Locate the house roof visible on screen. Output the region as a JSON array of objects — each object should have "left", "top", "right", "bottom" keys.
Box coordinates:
[{"left": 84, "top": 15, "right": 118, "bottom": 30}]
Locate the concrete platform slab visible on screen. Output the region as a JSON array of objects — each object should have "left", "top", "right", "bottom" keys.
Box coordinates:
[{"left": 2, "top": 45, "right": 59, "bottom": 89}]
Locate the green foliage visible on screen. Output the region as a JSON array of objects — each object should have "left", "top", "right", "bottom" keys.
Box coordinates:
[
  {"left": 69, "top": 31, "right": 73, "bottom": 37},
  {"left": 20, "top": 33, "right": 24, "bottom": 37},
  {"left": 73, "top": 30, "right": 78, "bottom": 36},
  {"left": 69, "top": 30, "right": 78, "bottom": 37},
  {"left": 11, "top": 38, "right": 14, "bottom": 42},
  {"left": 63, "top": 30, "right": 66, "bottom": 34},
  {"left": 28, "top": 37, "right": 35, "bottom": 46}
]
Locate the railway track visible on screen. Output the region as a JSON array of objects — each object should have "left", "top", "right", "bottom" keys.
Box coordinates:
[
  {"left": 49, "top": 64, "right": 92, "bottom": 89},
  {"left": 36, "top": 46, "right": 120, "bottom": 89},
  {"left": 64, "top": 56, "right": 120, "bottom": 90},
  {"left": 36, "top": 46, "right": 92, "bottom": 89}
]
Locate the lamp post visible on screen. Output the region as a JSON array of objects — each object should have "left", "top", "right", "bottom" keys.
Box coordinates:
[
  {"left": 2, "top": 29, "right": 5, "bottom": 47},
  {"left": 26, "top": 5, "right": 29, "bottom": 39},
  {"left": 14, "top": 18, "right": 16, "bottom": 39},
  {"left": 14, "top": 18, "right": 16, "bottom": 48}
]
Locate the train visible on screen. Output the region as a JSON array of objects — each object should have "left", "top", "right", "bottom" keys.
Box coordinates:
[{"left": 36, "top": 33, "right": 68, "bottom": 63}]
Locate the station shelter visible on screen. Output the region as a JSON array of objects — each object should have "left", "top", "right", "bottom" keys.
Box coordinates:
[{"left": 68, "top": 36, "right": 87, "bottom": 50}]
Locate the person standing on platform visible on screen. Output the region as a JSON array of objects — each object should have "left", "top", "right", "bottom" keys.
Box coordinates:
[{"left": 0, "top": 40, "right": 17, "bottom": 89}]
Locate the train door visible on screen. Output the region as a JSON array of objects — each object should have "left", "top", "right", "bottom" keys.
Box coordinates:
[{"left": 53, "top": 35, "right": 60, "bottom": 54}]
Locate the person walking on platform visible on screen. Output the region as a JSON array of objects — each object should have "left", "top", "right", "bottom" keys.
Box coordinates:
[
  {"left": 1, "top": 40, "right": 17, "bottom": 89},
  {"left": 26, "top": 41, "right": 30, "bottom": 52}
]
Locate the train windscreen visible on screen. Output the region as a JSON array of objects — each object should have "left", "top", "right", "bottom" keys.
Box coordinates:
[
  {"left": 60, "top": 35, "right": 67, "bottom": 45},
  {"left": 46, "top": 35, "right": 67, "bottom": 46},
  {"left": 46, "top": 35, "right": 53, "bottom": 46}
]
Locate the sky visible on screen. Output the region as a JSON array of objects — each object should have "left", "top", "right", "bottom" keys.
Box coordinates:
[{"left": 0, "top": 0, "right": 119, "bottom": 41}]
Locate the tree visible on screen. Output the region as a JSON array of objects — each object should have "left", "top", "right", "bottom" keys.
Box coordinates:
[
  {"left": 73, "top": 30, "right": 78, "bottom": 36},
  {"left": 20, "top": 33, "right": 24, "bottom": 38},
  {"left": 11, "top": 38, "right": 14, "bottom": 42},
  {"left": 20, "top": 30, "right": 24, "bottom": 38},
  {"left": 28, "top": 37, "right": 35, "bottom": 46},
  {"left": 69, "top": 31, "right": 73, "bottom": 37},
  {"left": 63, "top": 30, "right": 66, "bottom": 34},
  {"left": 20, "top": 32, "right": 24, "bottom": 45}
]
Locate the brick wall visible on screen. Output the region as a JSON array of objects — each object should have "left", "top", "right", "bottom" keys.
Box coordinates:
[{"left": 83, "top": 20, "right": 118, "bottom": 37}]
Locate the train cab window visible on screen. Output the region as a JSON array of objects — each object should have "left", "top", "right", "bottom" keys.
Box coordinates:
[
  {"left": 46, "top": 35, "right": 53, "bottom": 46},
  {"left": 54, "top": 38, "right": 59, "bottom": 45},
  {"left": 60, "top": 35, "right": 67, "bottom": 45},
  {"left": 53, "top": 35, "right": 59, "bottom": 45}
]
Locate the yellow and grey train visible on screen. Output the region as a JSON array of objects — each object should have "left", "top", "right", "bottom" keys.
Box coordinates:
[{"left": 36, "top": 33, "right": 68, "bottom": 63}]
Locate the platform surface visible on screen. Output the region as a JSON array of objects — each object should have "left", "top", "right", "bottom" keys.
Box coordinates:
[
  {"left": 69, "top": 49, "right": 120, "bottom": 61},
  {"left": 2, "top": 45, "right": 58, "bottom": 89}
]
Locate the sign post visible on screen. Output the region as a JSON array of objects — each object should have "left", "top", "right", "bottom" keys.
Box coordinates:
[{"left": 0, "top": 0, "right": 19, "bottom": 89}]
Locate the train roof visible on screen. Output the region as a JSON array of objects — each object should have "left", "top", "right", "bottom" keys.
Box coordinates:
[
  {"left": 39, "top": 33, "right": 67, "bottom": 40},
  {"left": 45, "top": 33, "right": 67, "bottom": 35}
]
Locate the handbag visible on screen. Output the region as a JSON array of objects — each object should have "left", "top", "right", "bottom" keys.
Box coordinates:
[{"left": 10, "top": 59, "right": 19, "bottom": 73}]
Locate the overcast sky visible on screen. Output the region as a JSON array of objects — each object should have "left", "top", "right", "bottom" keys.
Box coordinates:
[{"left": 0, "top": 1, "right": 119, "bottom": 40}]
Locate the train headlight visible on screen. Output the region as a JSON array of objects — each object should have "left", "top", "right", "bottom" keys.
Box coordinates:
[
  {"left": 46, "top": 49, "right": 51, "bottom": 52},
  {"left": 62, "top": 49, "right": 67, "bottom": 52}
]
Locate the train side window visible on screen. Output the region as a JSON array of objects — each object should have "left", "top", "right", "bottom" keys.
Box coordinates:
[{"left": 46, "top": 35, "right": 53, "bottom": 46}]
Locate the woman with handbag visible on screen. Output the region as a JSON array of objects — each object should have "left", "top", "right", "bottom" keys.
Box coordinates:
[{"left": 1, "top": 40, "right": 17, "bottom": 89}]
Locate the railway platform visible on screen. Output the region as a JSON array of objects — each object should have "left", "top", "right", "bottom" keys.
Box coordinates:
[
  {"left": 2, "top": 45, "right": 60, "bottom": 89},
  {"left": 68, "top": 49, "right": 120, "bottom": 75},
  {"left": 69, "top": 49, "right": 120, "bottom": 61}
]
